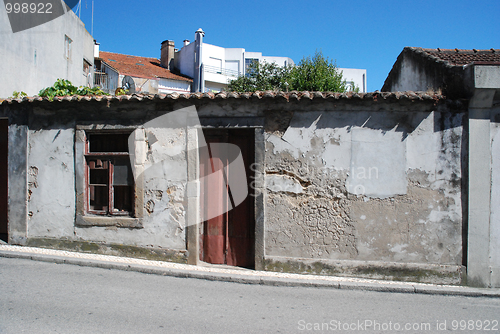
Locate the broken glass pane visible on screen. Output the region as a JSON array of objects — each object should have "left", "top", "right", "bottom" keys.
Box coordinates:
[{"left": 113, "top": 158, "right": 133, "bottom": 186}]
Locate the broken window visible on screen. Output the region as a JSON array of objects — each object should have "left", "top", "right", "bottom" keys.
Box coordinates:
[{"left": 85, "top": 133, "right": 134, "bottom": 216}]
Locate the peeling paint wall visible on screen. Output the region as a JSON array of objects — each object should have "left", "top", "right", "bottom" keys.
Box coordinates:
[
  {"left": 28, "top": 129, "right": 76, "bottom": 238},
  {"left": 265, "top": 107, "right": 464, "bottom": 267},
  {"left": 2, "top": 96, "right": 466, "bottom": 276},
  {"left": 24, "top": 104, "right": 192, "bottom": 254},
  {"left": 74, "top": 124, "right": 188, "bottom": 250}
]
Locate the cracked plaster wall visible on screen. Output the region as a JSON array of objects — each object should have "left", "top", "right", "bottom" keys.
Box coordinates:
[
  {"left": 75, "top": 126, "right": 188, "bottom": 250},
  {"left": 28, "top": 129, "right": 76, "bottom": 238},
  {"left": 26, "top": 112, "right": 189, "bottom": 251},
  {"left": 265, "top": 108, "right": 464, "bottom": 266}
]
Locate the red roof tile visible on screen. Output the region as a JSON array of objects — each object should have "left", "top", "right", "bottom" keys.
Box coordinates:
[
  {"left": 99, "top": 51, "right": 192, "bottom": 82},
  {"left": 415, "top": 47, "right": 500, "bottom": 66},
  {"left": 0, "top": 91, "right": 446, "bottom": 105}
]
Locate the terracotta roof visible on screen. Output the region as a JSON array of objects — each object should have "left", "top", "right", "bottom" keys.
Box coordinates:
[
  {"left": 98, "top": 51, "right": 192, "bottom": 82},
  {"left": 410, "top": 47, "right": 500, "bottom": 66},
  {"left": 0, "top": 91, "right": 445, "bottom": 105}
]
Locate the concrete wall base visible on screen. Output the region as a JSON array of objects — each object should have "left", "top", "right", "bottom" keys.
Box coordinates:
[
  {"left": 264, "top": 256, "right": 465, "bottom": 286},
  {"left": 26, "top": 238, "right": 188, "bottom": 264}
]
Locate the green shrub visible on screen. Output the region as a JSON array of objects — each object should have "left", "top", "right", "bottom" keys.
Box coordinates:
[{"left": 38, "top": 79, "right": 109, "bottom": 100}]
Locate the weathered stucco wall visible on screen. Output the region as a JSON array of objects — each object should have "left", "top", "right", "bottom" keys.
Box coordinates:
[
  {"left": 489, "top": 105, "right": 500, "bottom": 287},
  {"left": 0, "top": 93, "right": 467, "bottom": 280},
  {"left": 22, "top": 101, "right": 192, "bottom": 257},
  {"left": 382, "top": 48, "right": 467, "bottom": 99},
  {"left": 28, "top": 128, "right": 76, "bottom": 238},
  {"left": 74, "top": 124, "right": 188, "bottom": 251},
  {"left": 264, "top": 104, "right": 464, "bottom": 269},
  {"left": 0, "top": 9, "right": 94, "bottom": 98}
]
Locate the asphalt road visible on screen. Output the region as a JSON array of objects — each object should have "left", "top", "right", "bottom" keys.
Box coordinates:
[{"left": 1, "top": 257, "right": 500, "bottom": 334}]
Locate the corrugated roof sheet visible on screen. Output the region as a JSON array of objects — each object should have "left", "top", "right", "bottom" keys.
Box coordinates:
[
  {"left": 98, "top": 51, "right": 192, "bottom": 82},
  {"left": 0, "top": 91, "right": 445, "bottom": 105}
]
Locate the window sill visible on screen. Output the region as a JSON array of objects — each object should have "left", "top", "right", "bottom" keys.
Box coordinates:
[{"left": 76, "top": 215, "right": 143, "bottom": 229}]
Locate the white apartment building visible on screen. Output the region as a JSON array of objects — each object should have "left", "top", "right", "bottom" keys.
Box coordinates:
[
  {"left": 339, "top": 68, "right": 367, "bottom": 93},
  {"left": 163, "top": 29, "right": 293, "bottom": 92},
  {"left": 161, "top": 29, "right": 366, "bottom": 93}
]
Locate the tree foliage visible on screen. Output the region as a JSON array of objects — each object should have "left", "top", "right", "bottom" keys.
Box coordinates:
[
  {"left": 226, "top": 61, "right": 290, "bottom": 92},
  {"left": 227, "top": 50, "right": 353, "bottom": 93},
  {"left": 288, "top": 51, "right": 347, "bottom": 92},
  {"left": 38, "top": 79, "right": 108, "bottom": 100}
]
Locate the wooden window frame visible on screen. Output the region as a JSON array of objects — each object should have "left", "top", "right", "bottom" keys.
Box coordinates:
[{"left": 84, "top": 132, "right": 134, "bottom": 217}]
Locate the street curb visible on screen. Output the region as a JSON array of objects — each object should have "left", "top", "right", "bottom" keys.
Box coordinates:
[{"left": 1, "top": 249, "right": 499, "bottom": 298}]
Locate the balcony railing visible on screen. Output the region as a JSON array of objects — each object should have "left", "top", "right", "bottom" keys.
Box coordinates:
[
  {"left": 94, "top": 72, "right": 109, "bottom": 91},
  {"left": 203, "top": 65, "right": 239, "bottom": 77}
]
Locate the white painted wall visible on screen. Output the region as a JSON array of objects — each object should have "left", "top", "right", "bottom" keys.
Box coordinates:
[
  {"left": 175, "top": 42, "right": 195, "bottom": 80},
  {"left": 261, "top": 56, "right": 294, "bottom": 67},
  {"left": 225, "top": 48, "right": 244, "bottom": 76},
  {"left": 158, "top": 78, "right": 191, "bottom": 94},
  {"left": 203, "top": 44, "right": 238, "bottom": 86},
  {"left": 0, "top": 8, "right": 94, "bottom": 97},
  {"left": 339, "top": 68, "right": 367, "bottom": 92}
]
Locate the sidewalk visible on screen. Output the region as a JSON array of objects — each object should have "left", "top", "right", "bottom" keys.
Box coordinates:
[{"left": 1, "top": 244, "right": 499, "bottom": 298}]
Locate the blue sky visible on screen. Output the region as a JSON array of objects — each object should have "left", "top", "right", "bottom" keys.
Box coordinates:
[{"left": 75, "top": 0, "right": 499, "bottom": 92}]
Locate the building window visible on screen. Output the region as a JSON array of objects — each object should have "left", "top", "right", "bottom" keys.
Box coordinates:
[
  {"left": 83, "top": 59, "right": 91, "bottom": 76},
  {"left": 207, "top": 57, "right": 223, "bottom": 74},
  {"left": 224, "top": 60, "right": 239, "bottom": 77},
  {"left": 245, "top": 58, "right": 258, "bottom": 76},
  {"left": 85, "top": 133, "right": 134, "bottom": 216},
  {"left": 65, "top": 35, "right": 72, "bottom": 60}
]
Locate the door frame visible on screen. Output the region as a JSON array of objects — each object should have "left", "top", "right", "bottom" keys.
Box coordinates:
[{"left": 186, "top": 125, "right": 265, "bottom": 270}]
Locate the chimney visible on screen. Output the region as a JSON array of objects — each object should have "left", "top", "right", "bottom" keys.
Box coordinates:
[
  {"left": 160, "top": 40, "right": 175, "bottom": 70},
  {"left": 94, "top": 40, "right": 100, "bottom": 58},
  {"left": 193, "top": 28, "right": 205, "bottom": 92},
  {"left": 183, "top": 40, "right": 190, "bottom": 46}
]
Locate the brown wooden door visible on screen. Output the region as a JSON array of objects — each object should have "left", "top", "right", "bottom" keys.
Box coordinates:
[
  {"left": 200, "top": 129, "right": 255, "bottom": 268},
  {"left": 0, "top": 119, "right": 8, "bottom": 242}
]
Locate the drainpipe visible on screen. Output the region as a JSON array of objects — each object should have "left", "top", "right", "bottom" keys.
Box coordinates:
[{"left": 193, "top": 28, "right": 205, "bottom": 93}]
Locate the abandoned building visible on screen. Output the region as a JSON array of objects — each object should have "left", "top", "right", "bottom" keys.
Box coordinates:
[
  {"left": 0, "top": 48, "right": 498, "bottom": 288},
  {"left": 0, "top": 91, "right": 472, "bottom": 284}
]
